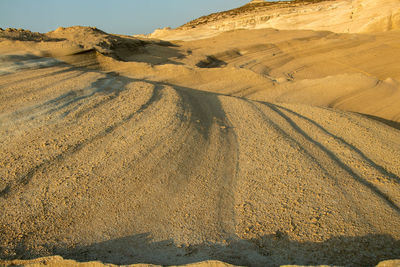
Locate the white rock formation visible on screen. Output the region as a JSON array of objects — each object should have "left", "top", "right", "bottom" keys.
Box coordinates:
[{"left": 149, "top": 0, "right": 400, "bottom": 41}]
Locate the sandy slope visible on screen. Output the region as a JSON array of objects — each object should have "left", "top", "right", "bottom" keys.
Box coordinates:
[
  {"left": 0, "top": 10, "right": 400, "bottom": 267},
  {"left": 164, "top": 29, "right": 400, "bottom": 124}
]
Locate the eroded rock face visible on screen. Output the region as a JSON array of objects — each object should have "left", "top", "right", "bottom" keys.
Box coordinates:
[{"left": 149, "top": 0, "right": 400, "bottom": 40}]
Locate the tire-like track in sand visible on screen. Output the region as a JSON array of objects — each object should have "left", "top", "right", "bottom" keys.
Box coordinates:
[{"left": 0, "top": 54, "right": 399, "bottom": 266}]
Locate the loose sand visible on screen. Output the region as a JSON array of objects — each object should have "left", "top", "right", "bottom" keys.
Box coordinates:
[
  {"left": 1, "top": 256, "right": 399, "bottom": 267},
  {"left": 1, "top": 1, "right": 400, "bottom": 266}
]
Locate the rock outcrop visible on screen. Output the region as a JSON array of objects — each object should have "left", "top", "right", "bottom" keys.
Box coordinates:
[{"left": 149, "top": 0, "right": 400, "bottom": 40}]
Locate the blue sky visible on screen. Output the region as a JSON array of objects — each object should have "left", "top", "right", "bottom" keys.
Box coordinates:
[{"left": 0, "top": 0, "right": 254, "bottom": 35}]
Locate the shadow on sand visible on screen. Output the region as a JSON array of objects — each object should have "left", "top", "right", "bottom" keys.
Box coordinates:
[
  {"left": 9, "top": 233, "right": 399, "bottom": 267},
  {"left": 357, "top": 113, "right": 400, "bottom": 131}
]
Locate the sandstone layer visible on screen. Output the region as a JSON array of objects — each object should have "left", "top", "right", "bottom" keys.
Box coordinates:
[{"left": 149, "top": 0, "right": 400, "bottom": 41}]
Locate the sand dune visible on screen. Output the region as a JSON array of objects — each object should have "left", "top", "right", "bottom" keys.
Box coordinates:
[
  {"left": 164, "top": 29, "right": 400, "bottom": 123},
  {"left": 1, "top": 1, "right": 400, "bottom": 267}
]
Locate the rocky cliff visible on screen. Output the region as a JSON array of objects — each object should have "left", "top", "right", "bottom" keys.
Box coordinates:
[{"left": 149, "top": 0, "right": 400, "bottom": 40}]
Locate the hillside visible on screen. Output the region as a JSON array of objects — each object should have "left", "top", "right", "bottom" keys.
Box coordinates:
[
  {"left": 149, "top": 0, "right": 400, "bottom": 40},
  {"left": 1, "top": 1, "right": 400, "bottom": 266}
]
